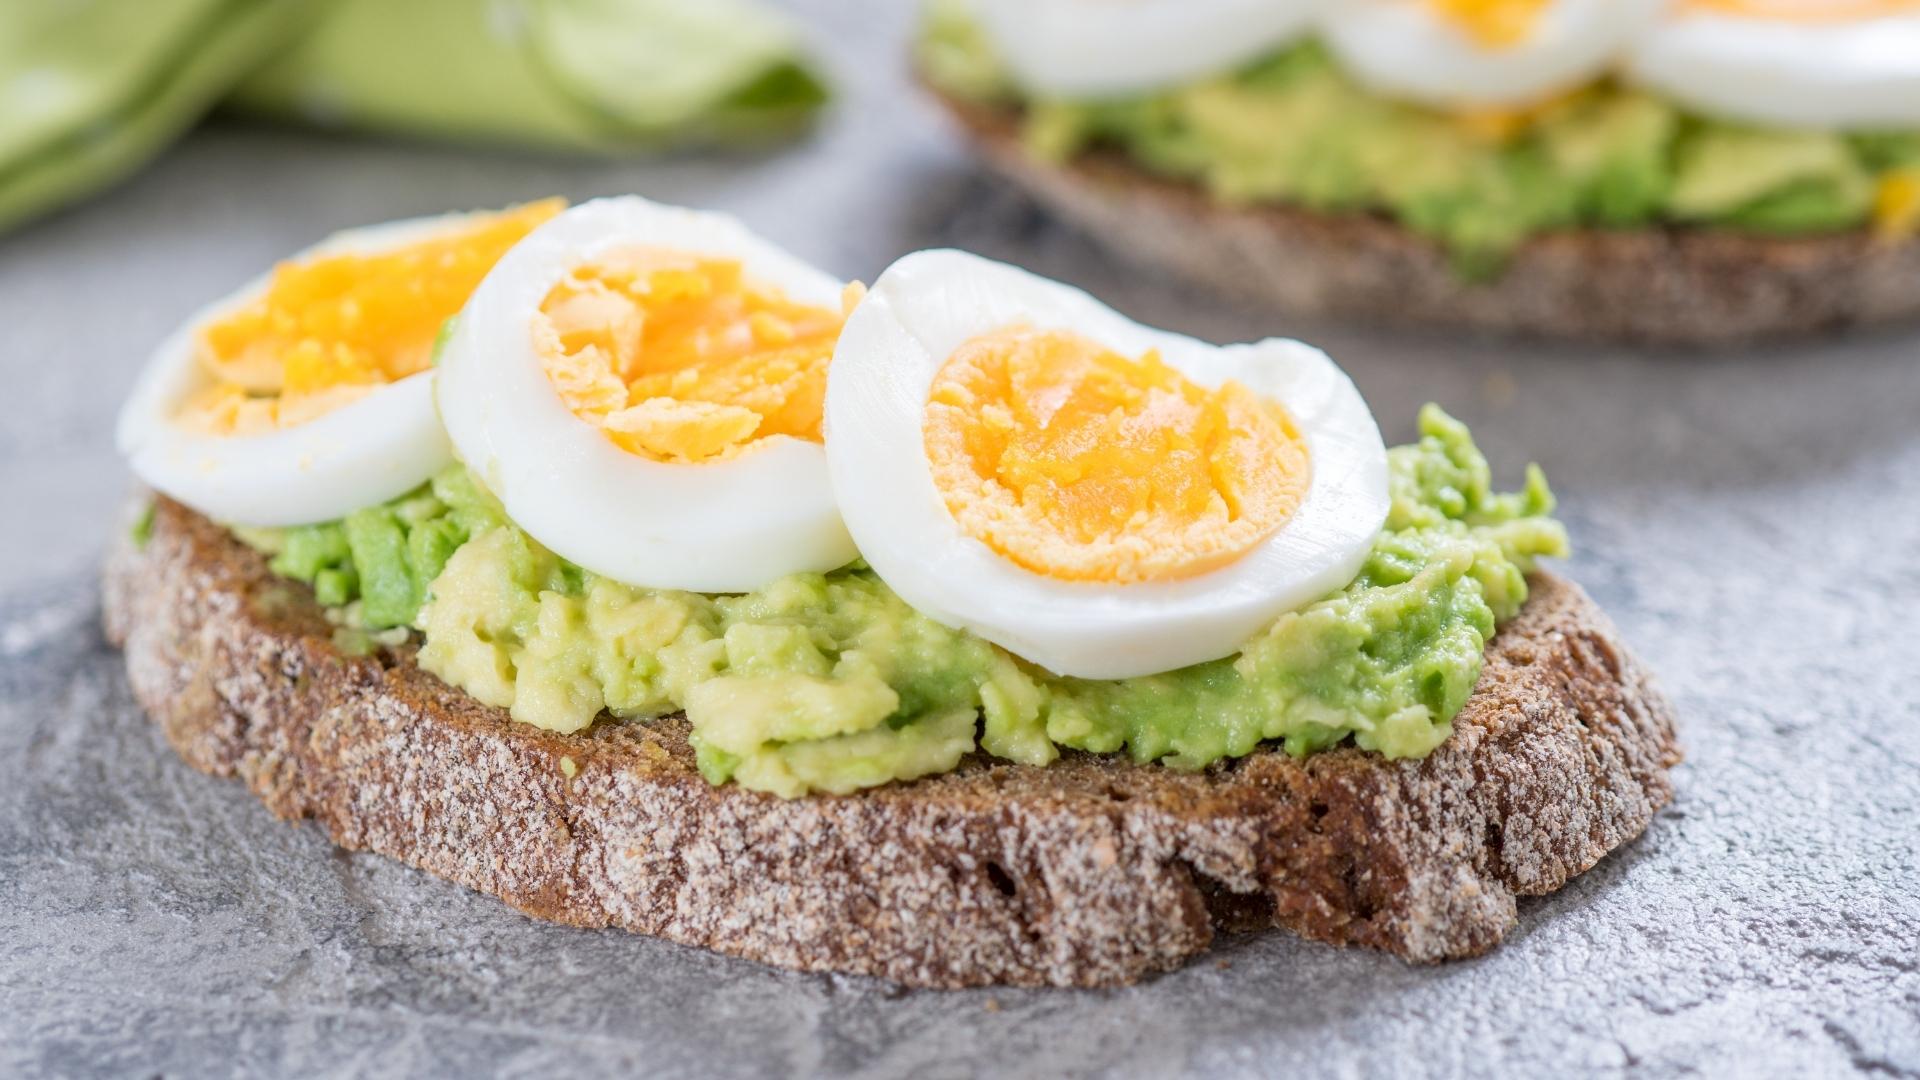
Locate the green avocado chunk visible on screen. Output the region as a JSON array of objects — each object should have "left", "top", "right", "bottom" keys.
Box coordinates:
[
  {"left": 916, "top": 1, "right": 1914, "bottom": 271},
  {"left": 251, "top": 407, "right": 1565, "bottom": 798},
  {"left": 1668, "top": 128, "right": 1874, "bottom": 232},
  {"left": 245, "top": 469, "right": 510, "bottom": 630}
]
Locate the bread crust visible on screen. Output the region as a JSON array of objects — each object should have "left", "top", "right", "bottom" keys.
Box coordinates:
[
  {"left": 103, "top": 498, "right": 1680, "bottom": 988},
  {"left": 933, "top": 91, "right": 1920, "bottom": 346}
]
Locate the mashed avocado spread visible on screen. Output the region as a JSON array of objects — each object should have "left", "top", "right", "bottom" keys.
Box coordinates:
[
  {"left": 241, "top": 407, "right": 1565, "bottom": 798},
  {"left": 917, "top": 1, "right": 1920, "bottom": 275}
]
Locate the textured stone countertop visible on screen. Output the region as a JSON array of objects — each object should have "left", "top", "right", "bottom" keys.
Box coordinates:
[{"left": 1, "top": 3, "right": 1916, "bottom": 1077}]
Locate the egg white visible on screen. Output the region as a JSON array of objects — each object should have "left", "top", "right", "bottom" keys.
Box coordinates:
[
  {"left": 1323, "top": 0, "right": 1669, "bottom": 108},
  {"left": 116, "top": 214, "right": 470, "bottom": 528},
  {"left": 824, "top": 249, "right": 1389, "bottom": 680},
  {"left": 969, "top": 0, "right": 1329, "bottom": 99},
  {"left": 434, "top": 196, "right": 856, "bottom": 594},
  {"left": 1627, "top": 10, "right": 1920, "bottom": 129}
]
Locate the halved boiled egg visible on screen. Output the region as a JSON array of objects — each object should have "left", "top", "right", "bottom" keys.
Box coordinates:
[
  {"left": 968, "top": 0, "right": 1330, "bottom": 99},
  {"left": 435, "top": 196, "right": 860, "bottom": 593},
  {"left": 1323, "top": 0, "right": 1669, "bottom": 108},
  {"left": 117, "top": 199, "right": 562, "bottom": 526},
  {"left": 824, "top": 250, "right": 1389, "bottom": 680},
  {"left": 1627, "top": 1, "right": 1920, "bottom": 129}
]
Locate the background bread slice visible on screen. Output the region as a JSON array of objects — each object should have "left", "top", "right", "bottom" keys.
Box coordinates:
[
  {"left": 103, "top": 498, "right": 1680, "bottom": 988},
  {"left": 933, "top": 92, "right": 1920, "bottom": 347}
]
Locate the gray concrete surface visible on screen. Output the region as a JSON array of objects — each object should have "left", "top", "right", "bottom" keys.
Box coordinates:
[{"left": 1, "top": 2, "right": 1916, "bottom": 1077}]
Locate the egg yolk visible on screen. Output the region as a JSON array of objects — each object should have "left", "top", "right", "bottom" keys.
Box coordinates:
[
  {"left": 1684, "top": 0, "right": 1920, "bottom": 19},
  {"left": 1876, "top": 169, "right": 1920, "bottom": 243},
  {"left": 180, "top": 199, "right": 563, "bottom": 436},
  {"left": 923, "top": 327, "right": 1311, "bottom": 585},
  {"left": 1453, "top": 88, "right": 1585, "bottom": 145},
  {"left": 534, "top": 250, "right": 858, "bottom": 464},
  {"left": 1428, "top": 0, "right": 1551, "bottom": 48}
]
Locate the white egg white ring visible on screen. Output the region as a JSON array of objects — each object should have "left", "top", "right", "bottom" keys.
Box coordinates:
[
  {"left": 1323, "top": 0, "right": 1668, "bottom": 108},
  {"left": 435, "top": 196, "right": 857, "bottom": 594},
  {"left": 972, "top": 0, "right": 1330, "bottom": 99},
  {"left": 116, "top": 214, "right": 469, "bottom": 528},
  {"left": 1627, "top": 13, "right": 1920, "bottom": 129},
  {"left": 824, "top": 249, "right": 1389, "bottom": 680}
]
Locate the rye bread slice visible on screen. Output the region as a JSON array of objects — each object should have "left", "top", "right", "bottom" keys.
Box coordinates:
[
  {"left": 931, "top": 90, "right": 1920, "bottom": 346},
  {"left": 102, "top": 497, "right": 1680, "bottom": 988}
]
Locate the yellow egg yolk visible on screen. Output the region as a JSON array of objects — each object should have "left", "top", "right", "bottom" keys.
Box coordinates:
[
  {"left": 1684, "top": 0, "right": 1920, "bottom": 19},
  {"left": 1428, "top": 0, "right": 1551, "bottom": 48},
  {"left": 1876, "top": 168, "right": 1920, "bottom": 243},
  {"left": 1453, "top": 87, "right": 1587, "bottom": 145},
  {"left": 180, "top": 198, "right": 564, "bottom": 436},
  {"left": 922, "top": 327, "right": 1311, "bottom": 585},
  {"left": 533, "top": 250, "right": 859, "bottom": 464}
]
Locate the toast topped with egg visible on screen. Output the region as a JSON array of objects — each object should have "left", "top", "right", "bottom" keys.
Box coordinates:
[
  {"left": 107, "top": 196, "right": 1679, "bottom": 986},
  {"left": 917, "top": 0, "right": 1920, "bottom": 344}
]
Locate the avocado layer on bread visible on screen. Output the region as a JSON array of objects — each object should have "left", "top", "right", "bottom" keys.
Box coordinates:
[
  {"left": 918, "top": 1, "right": 1920, "bottom": 277},
  {"left": 221, "top": 406, "right": 1564, "bottom": 798}
]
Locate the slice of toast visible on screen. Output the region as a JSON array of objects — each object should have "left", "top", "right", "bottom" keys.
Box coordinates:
[
  {"left": 103, "top": 497, "right": 1680, "bottom": 988},
  {"left": 931, "top": 90, "right": 1920, "bottom": 347}
]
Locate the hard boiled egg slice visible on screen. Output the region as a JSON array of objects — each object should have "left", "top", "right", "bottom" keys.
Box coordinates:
[
  {"left": 1627, "top": 1, "right": 1920, "bottom": 129},
  {"left": 968, "top": 0, "right": 1330, "bottom": 99},
  {"left": 117, "top": 200, "right": 562, "bottom": 527},
  {"left": 436, "top": 196, "right": 859, "bottom": 593},
  {"left": 825, "top": 249, "right": 1389, "bottom": 680},
  {"left": 1324, "top": 0, "right": 1669, "bottom": 109}
]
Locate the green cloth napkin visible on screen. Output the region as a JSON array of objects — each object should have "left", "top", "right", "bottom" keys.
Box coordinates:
[
  {"left": 228, "top": 0, "right": 829, "bottom": 152},
  {"left": 0, "top": 0, "right": 319, "bottom": 235},
  {"left": 0, "top": 0, "right": 828, "bottom": 235}
]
